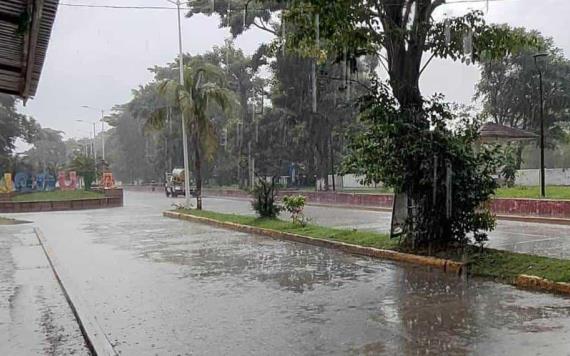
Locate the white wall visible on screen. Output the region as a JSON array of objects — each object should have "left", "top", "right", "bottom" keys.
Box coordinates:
[
  {"left": 516, "top": 169, "right": 570, "bottom": 186},
  {"left": 316, "top": 175, "right": 373, "bottom": 190}
]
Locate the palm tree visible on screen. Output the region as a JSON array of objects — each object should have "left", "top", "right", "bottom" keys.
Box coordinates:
[{"left": 149, "top": 61, "right": 236, "bottom": 210}]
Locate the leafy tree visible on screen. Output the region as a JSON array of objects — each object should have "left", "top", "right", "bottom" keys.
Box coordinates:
[
  {"left": 188, "top": 1, "right": 384, "bottom": 189},
  {"left": 68, "top": 154, "right": 96, "bottom": 190},
  {"left": 188, "top": 0, "right": 285, "bottom": 38},
  {"left": 476, "top": 30, "right": 570, "bottom": 169},
  {"left": 149, "top": 60, "right": 237, "bottom": 209},
  {"left": 24, "top": 127, "right": 67, "bottom": 175},
  {"left": 280, "top": 1, "right": 537, "bottom": 247},
  {"left": 343, "top": 86, "right": 499, "bottom": 248},
  {"left": 0, "top": 94, "right": 37, "bottom": 173}
]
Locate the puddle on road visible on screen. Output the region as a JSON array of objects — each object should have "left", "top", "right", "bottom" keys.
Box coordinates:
[{"left": 47, "top": 195, "right": 570, "bottom": 354}]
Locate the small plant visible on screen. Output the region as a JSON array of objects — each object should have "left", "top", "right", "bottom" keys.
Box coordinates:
[
  {"left": 282, "top": 195, "right": 310, "bottom": 226},
  {"left": 499, "top": 145, "right": 520, "bottom": 188},
  {"left": 251, "top": 179, "right": 281, "bottom": 218}
]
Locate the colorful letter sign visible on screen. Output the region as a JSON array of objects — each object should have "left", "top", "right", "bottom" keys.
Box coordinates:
[
  {"left": 58, "top": 171, "right": 77, "bottom": 190},
  {"left": 0, "top": 173, "right": 12, "bottom": 193},
  {"left": 101, "top": 172, "right": 115, "bottom": 189}
]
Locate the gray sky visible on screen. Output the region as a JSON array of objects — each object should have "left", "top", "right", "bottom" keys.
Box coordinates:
[{"left": 16, "top": 0, "right": 570, "bottom": 144}]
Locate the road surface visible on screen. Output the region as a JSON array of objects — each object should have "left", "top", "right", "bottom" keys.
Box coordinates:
[{"left": 1, "top": 191, "right": 570, "bottom": 355}]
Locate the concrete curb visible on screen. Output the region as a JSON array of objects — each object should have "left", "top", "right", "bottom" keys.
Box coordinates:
[
  {"left": 496, "top": 214, "right": 570, "bottom": 226},
  {"left": 163, "top": 211, "right": 464, "bottom": 275},
  {"left": 34, "top": 228, "right": 118, "bottom": 356},
  {"left": 515, "top": 274, "right": 570, "bottom": 295}
]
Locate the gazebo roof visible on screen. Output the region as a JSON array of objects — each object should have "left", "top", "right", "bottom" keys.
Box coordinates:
[
  {"left": 0, "top": 0, "right": 59, "bottom": 99},
  {"left": 478, "top": 122, "right": 538, "bottom": 143}
]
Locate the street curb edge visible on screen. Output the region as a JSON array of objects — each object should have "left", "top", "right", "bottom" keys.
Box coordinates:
[
  {"left": 34, "top": 228, "right": 118, "bottom": 356},
  {"left": 163, "top": 211, "right": 464, "bottom": 275},
  {"left": 516, "top": 274, "right": 570, "bottom": 295}
]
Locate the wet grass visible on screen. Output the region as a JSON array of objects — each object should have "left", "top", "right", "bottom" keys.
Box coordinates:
[
  {"left": 11, "top": 190, "right": 104, "bottom": 202},
  {"left": 176, "top": 209, "right": 570, "bottom": 284},
  {"left": 495, "top": 186, "right": 570, "bottom": 200},
  {"left": 0, "top": 216, "right": 29, "bottom": 225},
  {"left": 178, "top": 209, "right": 398, "bottom": 250},
  {"left": 466, "top": 248, "right": 570, "bottom": 283}
]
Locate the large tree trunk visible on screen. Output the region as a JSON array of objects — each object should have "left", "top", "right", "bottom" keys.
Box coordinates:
[{"left": 379, "top": 0, "right": 447, "bottom": 247}]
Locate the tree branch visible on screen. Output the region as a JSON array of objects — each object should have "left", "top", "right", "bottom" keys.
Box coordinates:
[
  {"left": 419, "top": 52, "right": 436, "bottom": 76},
  {"left": 252, "top": 19, "right": 278, "bottom": 36}
]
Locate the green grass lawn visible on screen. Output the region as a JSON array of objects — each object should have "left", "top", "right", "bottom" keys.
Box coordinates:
[
  {"left": 494, "top": 186, "right": 570, "bottom": 200},
  {"left": 468, "top": 248, "right": 570, "bottom": 283},
  {"left": 176, "top": 209, "right": 570, "bottom": 284},
  {"left": 11, "top": 190, "right": 104, "bottom": 202}
]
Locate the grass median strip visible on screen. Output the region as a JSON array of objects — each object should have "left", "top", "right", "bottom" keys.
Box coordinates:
[
  {"left": 11, "top": 191, "right": 104, "bottom": 202},
  {"left": 173, "top": 209, "right": 570, "bottom": 290},
  {"left": 468, "top": 248, "right": 570, "bottom": 283},
  {"left": 495, "top": 186, "right": 570, "bottom": 200},
  {"left": 178, "top": 209, "right": 398, "bottom": 250}
]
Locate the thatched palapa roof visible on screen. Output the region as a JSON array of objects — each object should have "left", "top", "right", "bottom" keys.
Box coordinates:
[
  {"left": 0, "top": 0, "right": 59, "bottom": 99},
  {"left": 478, "top": 122, "right": 538, "bottom": 143}
]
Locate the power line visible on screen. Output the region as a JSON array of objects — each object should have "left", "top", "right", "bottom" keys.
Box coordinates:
[
  {"left": 58, "top": 0, "right": 521, "bottom": 11},
  {"left": 59, "top": 2, "right": 192, "bottom": 10}
]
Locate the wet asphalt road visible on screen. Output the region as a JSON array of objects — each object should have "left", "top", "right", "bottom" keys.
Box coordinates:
[{"left": 3, "top": 191, "right": 570, "bottom": 355}]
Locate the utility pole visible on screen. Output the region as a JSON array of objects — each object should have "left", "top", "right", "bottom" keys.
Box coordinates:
[
  {"left": 330, "top": 133, "right": 335, "bottom": 191},
  {"left": 534, "top": 53, "right": 548, "bottom": 198},
  {"left": 250, "top": 88, "right": 256, "bottom": 189},
  {"left": 92, "top": 122, "right": 96, "bottom": 158},
  {"left": 100, "top": 110, "right": 105, "bottom": 161},
  {"left": 169, "top": 0, "right": 192, "bottom": 208},
  {"left": 81, "top": 106, "right": 106, "bottom": 161}
]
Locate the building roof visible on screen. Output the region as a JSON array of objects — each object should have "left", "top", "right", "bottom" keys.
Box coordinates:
[
  {"left": 0, "top": 0, "right": 59, "bottom": 99},
  {"left": 478, "top": 122, "right": 538, "bottom": 143}
]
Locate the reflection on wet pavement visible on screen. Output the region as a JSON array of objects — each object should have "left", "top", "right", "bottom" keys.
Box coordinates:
[{"left": 6, "top": 191, "right": 570, "bottom": 355}]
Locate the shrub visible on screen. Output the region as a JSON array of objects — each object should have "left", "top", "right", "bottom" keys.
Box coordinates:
[
  {"left": 343, "top": 85, "right": 499, "bottom": 249},
  {"left": 282, "top": 195, "right": 310, "bottom": 226},
  {"left": 251, "top": 179, "right": 281, "bottom": 218}
]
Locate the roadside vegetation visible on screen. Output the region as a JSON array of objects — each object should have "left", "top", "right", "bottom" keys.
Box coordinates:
[
  {"left": 175, "top": 208, "right": 570, "bottom": 284},
  {"left": 179, "top": 209, "right": 397, "bottom": 250},
  {"left": 11, "top": 190, "right": 104, "bottom": 202},
  {"left": 495, "top": 186, "right": 570, "bottom": 200}
]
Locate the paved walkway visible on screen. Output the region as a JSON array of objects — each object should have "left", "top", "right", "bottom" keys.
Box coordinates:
[
  {"left": 0, "top": 225, "right": 89, "bottom": 355},
  {"left": 1, "top": 191, "right": 569, "bottom": 355}
]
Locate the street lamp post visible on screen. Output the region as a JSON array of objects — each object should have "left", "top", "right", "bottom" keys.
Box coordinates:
[
  {"left": 81, "top": 106, "right": 106, "bottom": 161},
  {"left": 534, "top": 53, "right": 548, "bottom": 198},
  {"left": 166, "top": 0, "right": 191, "bottom": 208},
  {"left": 76, "top": 120, "right": 97, "bottom": 158}
]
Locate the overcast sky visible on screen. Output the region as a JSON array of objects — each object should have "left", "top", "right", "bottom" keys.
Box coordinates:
[{"left": 16, "top": 0, "right": 570, "bottom": 144}]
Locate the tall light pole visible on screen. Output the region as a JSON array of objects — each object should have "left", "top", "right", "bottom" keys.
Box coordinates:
[
  {"left": 76, "top": 120, "right": 97, "bottom": 158},
  {"left": 81, "top": 106, "right": 106, "bottom": 161},
  {"left": 534, "top": 53, "right": 548, "bottom": 198},
  {"left": 166, "top": 0, "right": 191, "bottom": 208}
]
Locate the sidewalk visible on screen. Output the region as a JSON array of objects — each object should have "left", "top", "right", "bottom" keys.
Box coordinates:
[{"left": 0, "top": 225, "right": 89, "bottom": 355}]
